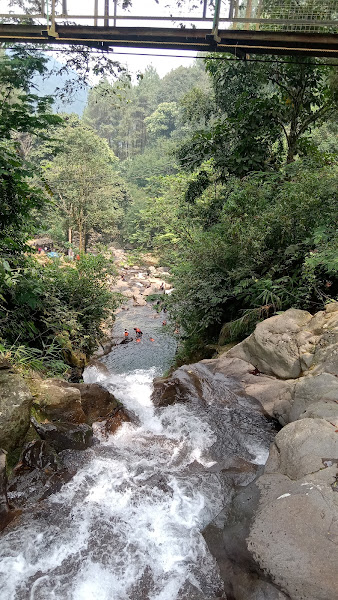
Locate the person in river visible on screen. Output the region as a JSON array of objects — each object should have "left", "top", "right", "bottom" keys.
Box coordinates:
[
  {"left": 124, "top": 329, "right": 129, "bottom": 338},
  {"left": 133, "top": 327, "right": 143, "bottom": 339}
]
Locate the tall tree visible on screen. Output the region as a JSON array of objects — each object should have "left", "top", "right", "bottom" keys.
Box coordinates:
[
  {"left": 177, "top": 56, "right": 337, "bottom": 176},
  {"left": 0, "top": 48, "right": 61, "bottom": 253},
  {"left": 43, "top": 117, "right": 130, "bottom": 251}
]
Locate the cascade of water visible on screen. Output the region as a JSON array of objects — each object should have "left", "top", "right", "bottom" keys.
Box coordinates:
[
  {"left": 0, "top": 306, "right": 274, "bottom": 600},
  {"left": 0, "top": 366, "right": 229, "bottom": 600}
]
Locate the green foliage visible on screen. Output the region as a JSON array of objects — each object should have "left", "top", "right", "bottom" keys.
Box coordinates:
[
  {"left": 129, "top": 159, "right": 337, "bottom": 356},
  {"left": 178, "top": 56, "right": 337, "bottom": 176},
  {"left": 39, "top": 115, "right": 130, "bottom": 250},
  {"left": 0, "top": 253, "right": 120, "bottom": 361},
  {"left": 145, "top": 102, "right": 179, "bottom": 141}
]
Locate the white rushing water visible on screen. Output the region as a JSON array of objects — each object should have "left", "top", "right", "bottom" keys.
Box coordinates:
[{"left": 0, "top": 366, "right": 227, "bottom": 600}]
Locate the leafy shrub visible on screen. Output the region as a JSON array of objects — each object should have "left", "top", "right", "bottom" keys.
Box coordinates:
[{"left": 0, "top": 253, "right": 120, "bottom": 371}]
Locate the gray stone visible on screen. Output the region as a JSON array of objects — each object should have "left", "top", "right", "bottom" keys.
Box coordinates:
[
  {"left": 0, "top": 371, "right": 32, "bottom": 451},
  {"left": 290, "top": 373, "right": 338, "bottom": 421},
  {"left": 31, "top": 417, "right": 93, "bottom": 452},
  {"left": 266, "top": 418, "right": 338, "bottom": 480},
  {"left": 206, "top": 355, "right": 295, "bottom": 424},
  {"left": 227, "top": 309, "right": 313, "bottom": 379},
  {"left": 247, "top": 469, "right": 338, "bottom": 600},
  {"left": 300, "top": 401, "right": 338, "bottom": 426}
]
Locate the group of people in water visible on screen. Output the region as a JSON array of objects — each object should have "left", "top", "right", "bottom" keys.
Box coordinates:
[{"left": 123, "top": 328, "right": 155, "bottom": 344}]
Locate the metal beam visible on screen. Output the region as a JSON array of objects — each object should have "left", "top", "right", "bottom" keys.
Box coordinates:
[{"left": 0, "top": 24, "right": 337, "bottom": 58}]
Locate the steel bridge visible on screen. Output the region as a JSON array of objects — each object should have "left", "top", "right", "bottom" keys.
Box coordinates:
[{"left": 0, "top": 1, "right": 337, "bottom": 58}]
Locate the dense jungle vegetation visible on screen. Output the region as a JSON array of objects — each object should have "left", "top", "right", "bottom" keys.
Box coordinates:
[{"left": 0, "top": 43, "right": 337, "bottom": 369}]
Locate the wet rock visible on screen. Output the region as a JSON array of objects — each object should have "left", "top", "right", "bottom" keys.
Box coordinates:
[
  {"left": 31, "top": 417, "right": 93, "bottom": 452},
  {"left": 151, "top": 374, "right": 190, "bottom": 407},
  {"left": 92, "top": 408, "right": 130, "bottom": 440},
  {"left": 7, "top": 464, "right": 75, "bottom": 509},
  {"left": 31, "top": 378, "right": 86, "bottom": 423},
  {"left": 205, "top": 356, "right": 296, "bottom": 424},
  {"left": 19, "top": 440, "right": 58, "bottom": 471},
  {"left": 0, "top": 371, "right": 32, "bottom": 452},
  {"left": 70, "top": 382, "right": 119, "bottom": 424},
  {"left": 0, "top": 450, "right": 15, "bottom": 532}
]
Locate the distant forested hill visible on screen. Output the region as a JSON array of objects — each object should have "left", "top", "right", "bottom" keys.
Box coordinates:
[{"left": 31, "top": 56, "right": 88, "bottom": 115}]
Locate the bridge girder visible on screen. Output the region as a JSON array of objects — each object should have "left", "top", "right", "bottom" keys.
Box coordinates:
[{"left": 0, "top": 24, "right": 337, "bottom": 58}]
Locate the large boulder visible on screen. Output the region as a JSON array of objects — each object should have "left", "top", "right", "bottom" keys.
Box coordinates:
[
  {"left": 226, "top": 309, "right": 314, "bottom": 379},
  {"left": 265, "top": 418, "right": 338, "bottom": 480},
  {"left": 290, "top": 373, "right": 338, "bottom": 421},
  {"left": 30, "top": 379, "right": 86, "bottom": 423},
  {"left": 225, "top": 304, "right": 338, "bottom": 381},
  {"left": 70, "top": 382, "right": 119, "bottom": 424},
  {"left": 31, "top": 417, "right": 93, "bottom": 452},
  {"left": 0, "top": 370, "right": 32, "bottom": 451},
  {"left": 204, "top": 355, "right": 296, "bottom": 424},
  {"left": 247, "top": 468, "right": 338, "bottom": 600}
]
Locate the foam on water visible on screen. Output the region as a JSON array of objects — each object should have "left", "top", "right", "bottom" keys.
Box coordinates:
[{"left": 0, "top": 366, "right": 225, "bottom": 600}]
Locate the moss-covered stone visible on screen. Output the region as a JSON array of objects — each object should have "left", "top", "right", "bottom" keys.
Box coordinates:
[{"left": 0, "top": 371, "right": 32, "bottom": 452}]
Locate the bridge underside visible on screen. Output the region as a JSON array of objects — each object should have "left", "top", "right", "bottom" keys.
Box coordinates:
[{"left": 0, "top": 24, "right": 337, "bottom": 58}]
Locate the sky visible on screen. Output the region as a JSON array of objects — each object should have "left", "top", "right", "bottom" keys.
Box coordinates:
[{"left": 1, "top": 0, "right": 227, "bottom": 77}]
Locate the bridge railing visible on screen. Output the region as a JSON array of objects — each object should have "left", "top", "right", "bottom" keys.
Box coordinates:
[{"left": 1, "top": 0, "right": 337, "bottom": 33}]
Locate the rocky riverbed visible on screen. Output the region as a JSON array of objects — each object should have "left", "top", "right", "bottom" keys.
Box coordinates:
[{"left": 0, "top": 280, "right": 337, "bottom": 598}]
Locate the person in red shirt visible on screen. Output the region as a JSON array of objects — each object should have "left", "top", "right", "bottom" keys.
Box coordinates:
[{"left": 133, "top": 327, "right": 143, "bottom": 339}]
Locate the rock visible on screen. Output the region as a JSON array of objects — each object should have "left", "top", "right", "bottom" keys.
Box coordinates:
[
  {"left": 7, "top": 463, "right": 75, "bottom": 508},
  {"left": 227, "top": 309, "right": 313, "bottom": 379},
  {"left": 31, "top": 379, "right": 86, "bottom": 423},
  {"left": 31, "top": 417, "right": 93, "bottom": 452},
  {"left": 311, "top": 330, "right": 338, "bottom": 378},
  {"left": 205, "top": 355, "right": 295, "bottom": 424},
  {"left": 151, "top": 371, "right": 197, "bottom": 407},
  {"left": 0, "top": 357, "right": 11, "bottom": 370},
  {"left": 247, "top": 468, "right": 338, "bottom": 600},
  {"left": 0, "top": 371, "right": 32, "bottom": 452},
  {"left": 19, "top": 440, "right": 58, "bottom": 471},
  {"left": 0, "top": 450, "right": 14, "bottom": 532},
  {"left": 300, "top": 401, "right": 338, "bottom": 426},
  {"left": 290, "top": 373, "right": 338, "bottom": 421},
  {"left": 70, "top": 382, "right": 119, "bottom": 424},
  {"left": 132, "top": 294, "right": 147, "bottom": 306},
  {"left": 265, "top": 418, "right": 338, "bottom": 480},
  {"left": 204, "top": 482, "right": 289, "bottom": 600},
  {"left": 92, "top": 408, "right": 131, "bottom": 440}
]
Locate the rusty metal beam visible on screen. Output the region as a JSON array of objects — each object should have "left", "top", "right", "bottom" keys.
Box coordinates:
[{"left": 0, "top": 24, "right": 337, "bottom": 58}]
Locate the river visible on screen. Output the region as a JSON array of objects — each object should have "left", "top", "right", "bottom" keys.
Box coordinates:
[{"left": 0, "top": 304, "right": 276, "bottom": 600}]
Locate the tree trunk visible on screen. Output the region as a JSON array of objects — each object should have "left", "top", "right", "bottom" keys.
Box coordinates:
[
  {"left": 84, "top": 231, "right": 89, "bottom": 253},
  {"left": 244, "top": 0, "right": 253, "bottom": 30},
  {"left": 79, "top": 227, "right": 83, "bottom": 253},
  {"left": 286, "top": 112, "right": 299, "bottom": 163},
  {"left": 68, "top": 227, "right": 72, "bottom": 244}
]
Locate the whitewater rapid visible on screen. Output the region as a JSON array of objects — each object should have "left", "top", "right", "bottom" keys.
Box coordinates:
[{"left": 0, "top": 366, "right": 229, "bottom": 600}]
